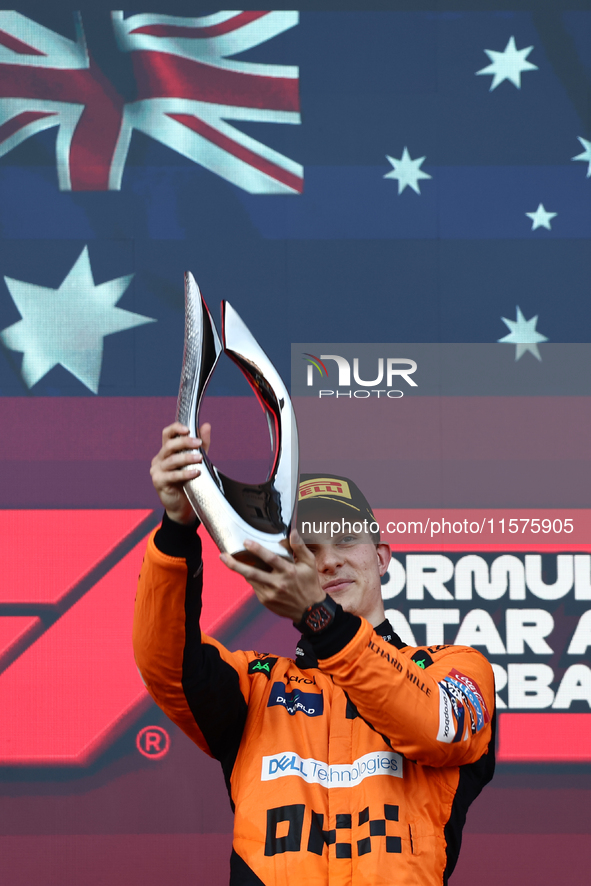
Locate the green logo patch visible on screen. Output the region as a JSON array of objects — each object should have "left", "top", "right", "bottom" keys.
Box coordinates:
[
  {"left": 248, "top": 656, "right": 278, "bottom": 679},
  {"left": 411, "top": 650, "right": 434, "bottom": 670}
]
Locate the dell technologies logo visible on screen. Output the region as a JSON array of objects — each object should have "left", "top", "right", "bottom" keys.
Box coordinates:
[{"left": 303, "top": 353, "right": 417, "bottom": 399}]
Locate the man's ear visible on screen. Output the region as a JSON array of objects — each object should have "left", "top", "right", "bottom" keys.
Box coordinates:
[{"left": 376, "top": 543, "right": 391, "bottom": 576}]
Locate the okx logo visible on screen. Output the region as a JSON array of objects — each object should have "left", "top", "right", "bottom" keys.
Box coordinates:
[
  {"left": 267, "top": 682, "right": 324, "bottom": 717},
  {"left": 265, "top": 803, "right": 403, "bottom": 858}
]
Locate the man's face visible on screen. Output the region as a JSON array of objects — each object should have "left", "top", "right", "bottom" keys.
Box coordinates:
[{"left": 299, "top": 506, "right": 391, "bottom": 626}]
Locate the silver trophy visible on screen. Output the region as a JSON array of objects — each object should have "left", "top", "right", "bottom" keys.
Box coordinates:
[{"left": 176, "top": 272, "right": 298, "bottom": 567}]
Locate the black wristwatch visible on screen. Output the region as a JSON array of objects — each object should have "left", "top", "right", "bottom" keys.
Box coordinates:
[{"left": 297, "top": 595, "right": 338, "bottom": 634}]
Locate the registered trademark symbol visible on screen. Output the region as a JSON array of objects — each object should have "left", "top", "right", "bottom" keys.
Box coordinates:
[{"left": 136, "top": 725, "right": 170, "bottom": 759}]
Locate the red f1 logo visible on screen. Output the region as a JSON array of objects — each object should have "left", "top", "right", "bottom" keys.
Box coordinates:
[{"left": 0, "top": 510, "right": 252, "bottom": 767}]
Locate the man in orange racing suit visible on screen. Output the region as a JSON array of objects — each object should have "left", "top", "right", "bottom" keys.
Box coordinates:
[{"left": 134, "top": 422, "right": 495, "bottom": 886}]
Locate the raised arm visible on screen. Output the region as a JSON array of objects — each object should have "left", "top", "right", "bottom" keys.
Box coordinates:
[
  {"left": 308, "top": 617, "right": 495, "bottom": 768},
  {"left": 221, "top": 532, "right": 495, "bottom": 769},
  {"left": 134, "top": 423, "right": 252, "bottom": 772}
]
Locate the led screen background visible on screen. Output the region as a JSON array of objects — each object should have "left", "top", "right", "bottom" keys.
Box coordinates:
[
  {"left": 0, "top": 3, "right": 590, "bottom": 885},
  {"left": 292, "top": 343, "right": 591, "bottom": 762}
]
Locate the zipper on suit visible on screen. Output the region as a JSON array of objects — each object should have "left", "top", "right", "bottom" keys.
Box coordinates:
[{"left": 408, "top": 824, "right": 414, "bottom": 855}]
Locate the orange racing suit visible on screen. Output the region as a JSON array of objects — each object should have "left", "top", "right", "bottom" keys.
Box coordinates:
[{"left": 133, "top": 517, "right": 495, "bottom": 886}]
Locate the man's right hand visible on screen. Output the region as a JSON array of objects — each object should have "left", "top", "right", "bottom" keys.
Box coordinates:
[{"left": 150, "top": 422, "right": 211, "bottom": 525}]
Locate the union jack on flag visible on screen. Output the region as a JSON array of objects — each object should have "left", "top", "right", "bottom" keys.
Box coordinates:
[{"left": 0, "top": 10, "right": 302, "bottom": 193}]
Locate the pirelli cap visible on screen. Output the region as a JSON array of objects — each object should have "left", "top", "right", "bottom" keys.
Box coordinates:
[{"left": 297, "top": 473, "right": 380, "bottom": 540}]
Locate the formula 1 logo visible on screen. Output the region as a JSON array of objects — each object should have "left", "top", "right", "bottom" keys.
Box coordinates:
[{"left": 0, "top": 510, "right": 251, "bottom": 767}]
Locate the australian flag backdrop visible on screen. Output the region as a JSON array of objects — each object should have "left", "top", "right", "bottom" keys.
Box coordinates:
[{"left": 0, "top": 3, "right": 590, "bottom": 885}]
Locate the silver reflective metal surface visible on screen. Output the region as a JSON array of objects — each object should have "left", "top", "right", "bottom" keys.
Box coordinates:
[{"left": 176, "top": 272, "right": 298, "bottom": 565}]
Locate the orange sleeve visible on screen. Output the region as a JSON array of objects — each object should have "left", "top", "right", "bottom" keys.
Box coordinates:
[
  {"left": 317, "top": 619, "right": 495, "bottom": 768},
  {"left": 133, "top": 529, "right": 252, "bottom": 759}
]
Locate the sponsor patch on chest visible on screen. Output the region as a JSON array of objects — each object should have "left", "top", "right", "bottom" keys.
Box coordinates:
[
  {"left": 261, "top": 750, "right": 403, "bottom": 785},
  {"left": 267, "top": 681, "right": 324, "bottom": 717}
]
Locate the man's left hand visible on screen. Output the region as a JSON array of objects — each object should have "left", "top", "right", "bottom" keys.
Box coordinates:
[{"left": 220, "top": 530, "right": 325, "bottom": 622}]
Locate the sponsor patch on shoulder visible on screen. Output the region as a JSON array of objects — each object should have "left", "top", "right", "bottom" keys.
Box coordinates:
[
  {"left": 248, "top": 656, "right": 278, "bottom": 678},
  {"left": 411, "top": 650, "right": 434, "bottom": 670},
  {"left": 436, "top": 685, "right": 457, "bottom": 743},
  {"left": 436, "top": 667, "right": 490, "bottom": 742}
]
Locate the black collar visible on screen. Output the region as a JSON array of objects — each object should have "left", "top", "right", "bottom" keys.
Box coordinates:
[
  {"left": 295, "top": 617, "right": 405, "bottom": 669},
  {"left": 374, "top": 618, "right": 406, "bottom": 649}
]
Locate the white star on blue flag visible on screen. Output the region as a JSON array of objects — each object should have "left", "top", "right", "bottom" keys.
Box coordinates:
[
  {"left": 476, "top": 36, "right": 538, "bottom": 90},
  {"left": 526, "top": 204, "right": 557, "bottom": 230},
  {"left": 572, "top": 137, "right": 591, "bottom": 177},
  {"left": 0, "top": 246, "right": 155, "bottom": 393},
  {"left": 498, "top": 306, "right": 548, "bottom": 361},
  {"left": 384, "top": 148, "right": 432, "bottom": 195}
]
